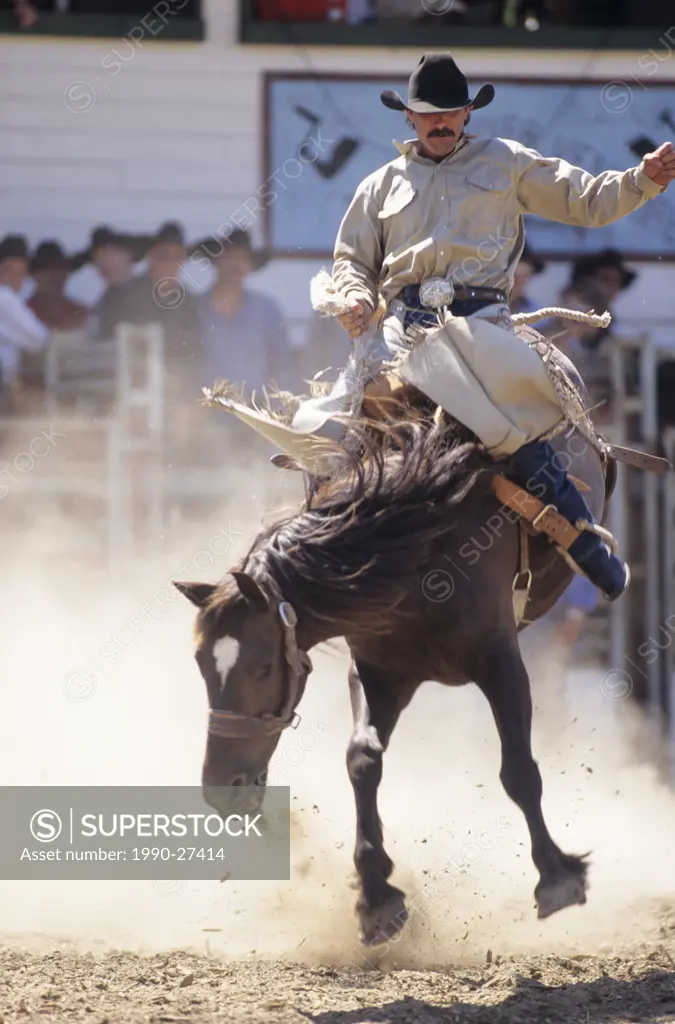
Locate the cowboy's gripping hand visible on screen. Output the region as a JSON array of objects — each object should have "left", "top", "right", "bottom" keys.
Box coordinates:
[
  {"left": 338, "top": 297, "right": 373, "bottom": 339},
  {"left": 642, "top": 142, "right": 675, "bottom": 187}
]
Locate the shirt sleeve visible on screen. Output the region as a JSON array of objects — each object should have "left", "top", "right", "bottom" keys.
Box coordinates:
[
  {"left": 514, "top": 145, "right": 665, "bottom": 228},
  {"left": 332, "top": 177, "right": 384, "bottom": 312},
  {"left": 0, "top": 290, "right": 50, "bottom": 350}
]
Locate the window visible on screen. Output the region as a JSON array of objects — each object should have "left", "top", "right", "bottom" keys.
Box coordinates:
[{"left": 239, "top": 0, "right": 672, "bottom": 47}]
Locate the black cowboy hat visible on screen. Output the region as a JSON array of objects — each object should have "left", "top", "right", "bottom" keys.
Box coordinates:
[
  {"left": 0, "top": 234, "right": 29, "bottom": 263},
  {"left": 70, "top": 225, "right": 150, "bottom": 271},
  {"left": 571, "top": 248, "right": 636, "bottom": 290},
  {"left": 151, "top": 221, "right": 186, "bottom": 247},
  {"left": 188, "top": 228, "right": 270, "bottom": 272},
  {"left": 30, "top": 240, "right": 73, "bottom": 274},
  {"left": 519, "top": 243, "right": 545, "bottom": 275},
  {"left": 381, "top": 52, "right": 495, "bottom": 114}
]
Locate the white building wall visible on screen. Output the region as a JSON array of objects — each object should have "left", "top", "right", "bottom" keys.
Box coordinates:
[{"left": 0, "top": 1, "right": 673, "bottom": 344}]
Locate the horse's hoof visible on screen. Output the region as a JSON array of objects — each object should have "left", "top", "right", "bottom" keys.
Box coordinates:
[
  {"left": 536, "top": 875, "right": 587, "bottom": 919},
  {"left": 357, "top": 886, "right": 408, "bottom": 946}
]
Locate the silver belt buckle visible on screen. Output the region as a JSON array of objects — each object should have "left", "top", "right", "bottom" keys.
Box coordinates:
[{"left": 419, "top": 276, "right": 455, "bottom": 309}]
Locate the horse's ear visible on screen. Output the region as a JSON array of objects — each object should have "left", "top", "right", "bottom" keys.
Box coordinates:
[
  {"left": 173, "top": 581, "right": 217, "bottom": 608},
  {"left": 231, "top": 571, "right": 269, "bottom": 614}
]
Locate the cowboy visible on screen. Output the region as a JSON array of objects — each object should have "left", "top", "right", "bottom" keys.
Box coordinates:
[
  {"left": 570, "top": 248, "right": 637, "bottom": 308},
  {"left": 74, "top": 227, "right": 151, "bottom": 342},
  {"left": 103, "top": 221, "right": 201, "bottom": 362},
  {"left": 27, "top": 240, "right": 89, "bottom": 331},
  {"left": 568, "top": 247, "right": 636, "bottom": 343},
  {"left": 301, "top": 52, "right": 675, "bottom": 603},
  {"left": 191, "top": 228, "right": 295, "bottom": 394}
]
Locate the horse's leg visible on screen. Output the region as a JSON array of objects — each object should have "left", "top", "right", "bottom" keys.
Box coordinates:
[
  {"left": 474, "top": 635, "right": 588, "bottom": 919},
  {"left": 346, "top": 658, "right": 416, "bottom": 946}
]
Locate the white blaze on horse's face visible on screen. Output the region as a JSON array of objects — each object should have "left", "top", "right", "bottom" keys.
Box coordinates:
[{"left": 213, "top": 636, "right": 240, "bottom": 691}]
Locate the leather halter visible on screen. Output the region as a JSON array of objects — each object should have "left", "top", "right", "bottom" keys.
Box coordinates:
[{"left": 207, "top": 601, "right": 313, "bottom": 740}]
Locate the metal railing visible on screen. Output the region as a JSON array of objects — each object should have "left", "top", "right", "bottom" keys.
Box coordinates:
[
  {"left": 0, "top": 321, "right": 300, "bottom": 569},
  {"left": 606, "top": 332, "right": 675, "bottom": 746}
]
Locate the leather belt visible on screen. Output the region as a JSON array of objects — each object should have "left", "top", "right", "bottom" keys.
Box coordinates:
[
  {"left": 399, "top": 284, "right": 508, "bottom": 309},
  {"left": 492, "top": 475, "right": 580, "bottom": 551}
]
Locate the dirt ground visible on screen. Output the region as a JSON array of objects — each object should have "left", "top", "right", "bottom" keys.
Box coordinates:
[
  {"left": 3, "top": 503, "right": 675, "bottom": 1023},
  {"left": 3, "top": 942, "right": 675, "bottom": 1023}
]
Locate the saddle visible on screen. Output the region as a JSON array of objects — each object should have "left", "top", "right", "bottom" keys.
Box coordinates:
[{"left": 270, "top": 368, "right": 670, "bottom": 623}]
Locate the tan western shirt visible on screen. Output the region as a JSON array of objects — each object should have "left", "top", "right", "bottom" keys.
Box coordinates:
[{"left": 332, "top": 134, "right": 665, "bottom": 312}]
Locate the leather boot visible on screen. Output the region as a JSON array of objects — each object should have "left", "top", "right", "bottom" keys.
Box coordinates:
[{"left": 507, "top": 439, "right": 630, "bottom": 602}]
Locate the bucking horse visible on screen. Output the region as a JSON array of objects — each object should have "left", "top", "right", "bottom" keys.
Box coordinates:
[{"left": 173, "top": 304, "right": 670, "bottom": 947}]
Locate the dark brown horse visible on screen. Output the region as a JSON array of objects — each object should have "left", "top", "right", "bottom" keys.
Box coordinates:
[{"left": 175, "top": 373, "right": 615, "bottom": 945}]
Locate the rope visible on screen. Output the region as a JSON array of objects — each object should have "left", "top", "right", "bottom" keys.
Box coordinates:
[{"left": 511, "top": 306, "right": 612, "bottom": 328}]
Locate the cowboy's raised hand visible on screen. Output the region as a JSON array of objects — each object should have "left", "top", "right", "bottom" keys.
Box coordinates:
[
  {"left": 337, "top": 297, "right": 373, "bottom": 339},
  {"left": 642, "top": 141, "right": 675, "bottom": 187}
]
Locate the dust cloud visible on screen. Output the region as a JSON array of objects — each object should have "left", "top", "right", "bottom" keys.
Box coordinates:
[{"left": 1, "top": 458, "right": 675, "bottom": 971}]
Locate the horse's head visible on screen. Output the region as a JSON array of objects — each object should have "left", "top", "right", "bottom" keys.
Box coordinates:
[{"left": 174, "top": 571, "right": 312, "bottom": 814}]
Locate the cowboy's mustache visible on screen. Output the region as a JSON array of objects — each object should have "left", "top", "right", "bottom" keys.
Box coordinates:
[{"left": 428, "top": 127, "right": 455, "bottom": 137}]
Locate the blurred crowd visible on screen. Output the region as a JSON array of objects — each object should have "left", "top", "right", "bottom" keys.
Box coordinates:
[{"left": 0, "top": 222, "right": 301, "bottom": 416}]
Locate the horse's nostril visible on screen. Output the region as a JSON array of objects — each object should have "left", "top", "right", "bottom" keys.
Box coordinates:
[{"left": 230, "top": 774, "right": 248, "bottom": 787}]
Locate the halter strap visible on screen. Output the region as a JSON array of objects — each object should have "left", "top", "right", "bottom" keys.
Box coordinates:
[{"left": 207, "top": 596, "right": 312, "bottom": 740}]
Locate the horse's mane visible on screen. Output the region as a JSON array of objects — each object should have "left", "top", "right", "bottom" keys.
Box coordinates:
[{"left": 231, "top": 421, "right": 503, "bottom": 637}]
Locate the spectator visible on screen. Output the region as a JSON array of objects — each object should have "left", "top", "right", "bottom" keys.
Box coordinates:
[
  {"left": 543, "top": 281, "right": 612, "bottom": 420},
  {"left": 0, "top": 234, "right": 49, "bottom": 411},
  {"left": 568, "top": 248, "right": 675, "bottom": 445},
  {"left": 192, "top": 229, "right": 295, "bottom": 394},
  {"left": 568, "top": 248, "right": 637, "bottom": 338},
  {"left": 78, "top": 227, "right": 150, "bottom": 341},
  {"left": 90, "top": 226, "right": 143, "bottom": 286},
  {"left": 103, "top": 221, "right": 201, "bottom": 373},
  {"left": 27, "top": 241, "right": 89, "bottom": 331}
]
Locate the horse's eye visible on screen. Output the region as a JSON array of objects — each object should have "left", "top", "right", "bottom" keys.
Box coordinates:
[{"left": 256, "top": 663, "right": 272, "bottom": 681}]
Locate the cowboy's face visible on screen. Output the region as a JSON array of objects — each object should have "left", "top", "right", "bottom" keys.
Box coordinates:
[{"left": 407, "top": 106, "right": 471, "bottom": 159}]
